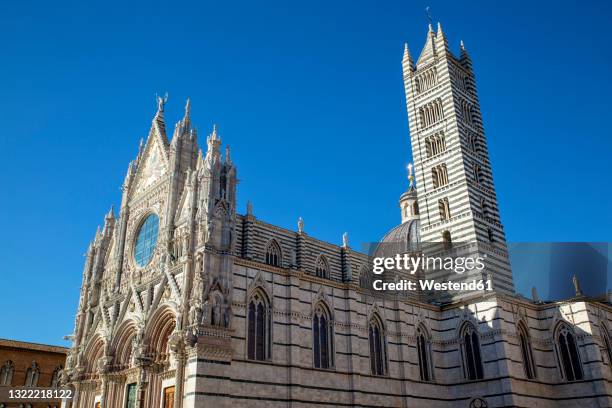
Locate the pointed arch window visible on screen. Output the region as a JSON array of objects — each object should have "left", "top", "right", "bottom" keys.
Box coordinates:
[
  {"left": 24, "top": 362, "right": 40, "bottom": 387},
  {"left": 480, "top": 198, "right": 489, "bottom": 219},
  {"left": 473, "top": 164, "right": 483, "bottom": 185},
  {"left": 359, "top": 267, "right": 372, "bottom": 290},
  {"left": 0, "top": 361, "right": 13, "bottom": 386},
  {"left": 315, "top": 256, "right": 329, "bottom": 279},
  {"left": 265, "top": 240, "right": 282, "bottom": 267},
  {"left": 461, "top": 323, "right": 484, "bottom": 380},
  {"left": 517, "top": 322, "right": 536, "bottom": 379},
  {"left": 416, "top": 325, "right": 433, "bottom": 381},
  {"left": 468, "top": 133, "right": 478, "bottom": 153},
  {"left": 556, "top": 324, "right": 583, "bottom": 381},
  {"left": 313, "top": 304, "right": 334, "bottom": 369},
  {"left": 425, "top": 133, "right": 446, "bottom": 157},
  {"left": 247, "top": 290, "right": 272, "bottom": 361},
  {"left": 368, "top": 315, "right": 388, "bottom": 376},
  {"left": 442, "top": 230, "right": 452, "bottom": 250},
  {"left": 432, "top": 164, "right": 449, "bottom": 189},
  {"left": 438, "top": 198, "right": 451, "bottom": 221}
]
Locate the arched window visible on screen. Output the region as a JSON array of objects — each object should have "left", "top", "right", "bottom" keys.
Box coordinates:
[
  {"left": 315, "top": 256, "right": 329, "bottom": 278},
  {"left": 425, "top": 133, "right": 446, "bottom": 157},
  {"left": 480, "top": 198, "right": 488, "bottom": 219},
  {"left": 438, "top": 198, "right": 451, "bottom": 221},
  {"left": 461, "top": 323, "right": 484, "bottom": 380},
  {"left": 432, "top": 164, "right": 449, "bottom": 189},
  {"left": 556, "top": 324, "right": 583, "bottom": 381},
  {"left": 0, "top": 361, "right": 13, "bottom": 386},
  {"left": 473, "top": 164, "right": 482, "bottom": 185},
  {"left": 602, "top": 325, "right": 612, "bottom": 367},
  {"left": 487, "top": 228, "right": 495, "bottom": 243},
  {"left": 442, "top": 230, "right": 452, "bottom": 250},
  {"left": 517, "top": 322, "right": 536, "bottom": 379},
  {"left": 416, "top": 325, "right": 433, "bottom": 381},
  {"left": 412, "top": 202, "right": 419, "bottom": 216},
  {"left": 368, "top": 314, "right": 388, "bottom": 376},
  {"left": 24, "top": 362, "right": 40, "bottom": 387},
  {"left": 313, "top": 303, "right": 334, "bottom": 369},
  {"left": 359, "top": 266, "right": 372, "bottom": 290},
  {"left": 265, "top": 240, "right": 282, "bottom": 267},
  {"left": 247, "top": 290, "right": 271, "bottom": 361}
]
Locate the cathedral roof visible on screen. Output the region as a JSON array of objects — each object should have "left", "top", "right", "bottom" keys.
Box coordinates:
[{"left": 378, "top": 219, "right": 421, "bottom": 256}]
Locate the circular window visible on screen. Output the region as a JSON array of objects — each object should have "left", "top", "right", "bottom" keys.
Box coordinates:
[{"left": 134, "top": 213, "right": 159, "bottom": 267}]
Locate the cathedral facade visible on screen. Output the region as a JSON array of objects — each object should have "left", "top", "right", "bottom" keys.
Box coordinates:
[{"left": 62, "top": 24, "right": 612, "bottom": 408}]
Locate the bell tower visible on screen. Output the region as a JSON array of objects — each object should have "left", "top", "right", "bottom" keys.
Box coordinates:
[{"left": 402, "top": 23, "right": 514, "bottom": 299}]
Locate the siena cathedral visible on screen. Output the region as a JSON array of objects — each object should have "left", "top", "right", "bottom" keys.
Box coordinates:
[{"left": 62, "top": 23, "right": 612, "bottom": 408}]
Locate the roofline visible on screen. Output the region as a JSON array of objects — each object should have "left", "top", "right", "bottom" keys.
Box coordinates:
[{"left": 0, "top": 338, "right": 69, "bottom": 354}]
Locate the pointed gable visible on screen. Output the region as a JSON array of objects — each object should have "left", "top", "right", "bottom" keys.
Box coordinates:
[
  {"left": 174, "top": 180, "right": 193, "bottom": 224},
  {"left": 131, "top": 135, "right": 169, "bottom": 195},
  {"left": 416, "top": 25, "right": 437, "bottom": 68}
]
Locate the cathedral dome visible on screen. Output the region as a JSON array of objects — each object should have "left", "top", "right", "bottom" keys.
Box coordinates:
[
  {"left": 375, "top": 219, "right": 421, "bottom": 258},
  {"left": 381, "top": 219, "right": 421, "bottom": 246}
]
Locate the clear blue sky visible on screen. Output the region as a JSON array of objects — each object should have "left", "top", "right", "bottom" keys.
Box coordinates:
[{"left": 1, "top": 0, "right": 611, "bottom": 346}]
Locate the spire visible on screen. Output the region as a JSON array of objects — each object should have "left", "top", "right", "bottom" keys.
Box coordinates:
[
  {"left": 402, "top": 43, "right": 414, "bottom": 71},
  {"left": 225, "top": 145, "right": 232, "bottom": 165},
  {"left": 460, "top": 40, "right": 472, "bottom": 70},
  {"left": 183, "top": 97, "right": 191, "bottom": 130},
  {"left": 416, "top": 24, "right": 437, "bottom": 68},
  {"left": 435, "top": 22, "right": 449, "bottom": 51},
  {"left": 210, "top": 124, "right": 220, "bottom": 141},
  {"left": 105, "top": 205, "right": 115, "bottom": 220},
  {"left": 205, "top": 124, "right": 221, "bottom": 158}
]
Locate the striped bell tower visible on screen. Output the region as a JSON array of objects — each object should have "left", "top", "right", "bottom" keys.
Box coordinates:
[{"left": 402, "top": 23, "right": 514, "bottom": 300}]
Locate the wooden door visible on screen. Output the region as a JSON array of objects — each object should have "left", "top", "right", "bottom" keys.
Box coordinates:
[{"left": 163, "top": 386, "right": 175, "bottom": 408}]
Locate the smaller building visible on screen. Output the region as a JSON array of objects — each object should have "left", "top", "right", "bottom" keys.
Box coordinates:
[{"left": 0, "top": 338, "right": 67, "bottom": 408}]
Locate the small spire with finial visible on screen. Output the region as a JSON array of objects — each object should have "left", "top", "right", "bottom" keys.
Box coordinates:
[
  {"left": 225, "top": 145, "right": 231, "bottom": 164},
  {"left": 407, "top": 163, "right": 415, "bottom": 187},
  {"left": 184, "top": 97, "right": 191, "bottom": 129}
]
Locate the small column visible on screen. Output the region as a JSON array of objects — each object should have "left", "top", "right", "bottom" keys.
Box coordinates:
[
  {"left": 296, "top": 217, "right": 305, "bottom": 270},
  {"left": 243, "top": 202, "right": 255, "bottom": 259},
  {"left": 173, "top": 351, "right": 187, "bottom": 408}
]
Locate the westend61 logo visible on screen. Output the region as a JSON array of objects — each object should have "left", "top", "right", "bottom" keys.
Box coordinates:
[{"left": 370, "top": 254, "right": 492, "bottom": 292}]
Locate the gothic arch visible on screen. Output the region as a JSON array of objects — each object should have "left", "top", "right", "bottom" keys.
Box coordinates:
[
  {"left": 516, "top": 320, "right": 536, "bottom": 379},
  {"left": 83, "top": 334, "right": 105, "bottom": 375},
  {"left": 312, "top": 301, "right": 334, "bottom": 369},
  {"left": 247, "top": 271, "right": 272, "bottom": 304},
  {"left": 315, "top": 255, "right": 330, "bottom": 278},
  {"left": 145, "top": 306, "right": 177, "bottom": 361},
  {"left": 264, "top": 239, "right": 283, "bottom": 267},
  {"left": 368, "top": 311, "right": 388, "bottom": 376},
  {"left": 358, "top": 265, "right": 372, "bottom": 289},
  {"left": 246, "top": 287, "right": 272, "bottom": 361},
  {"left": 112, "top": 319, "right": 138, "bottom": 368},
  {"left": 554, "top": 321, "right": 583, "bottom": 381},
  {"left": 459, "top": 321, "right": 484, "bottom": 380},
  {"left": 416, "top": 322, "right": 434, "bottom": 381}
]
